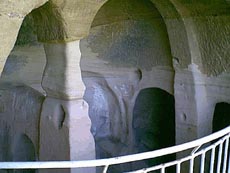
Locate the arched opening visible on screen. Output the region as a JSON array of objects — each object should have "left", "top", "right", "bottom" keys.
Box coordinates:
[
  {"left": 0, "top": 4, "right": 46, "bottom": 170},
  {"left": 212, "top": 102, "right": 230, "bottom": 172},
  {"left": 0, "top": 84, "right": 44, "bottom": 170},
  {"left": 132, "top": 88, "right": 175, "bottom": 169},
  {"left": 212, "top": 102, "right": 230, "bottom": 133},
  {"left": 1, "top": 0, "right": 175, "bottom": 171},
  {"left": 0, "top": 12, "right": 46, "bottom": 94},
  {"left": 81, "top": 0, "right": 174, "bottom": 171}
]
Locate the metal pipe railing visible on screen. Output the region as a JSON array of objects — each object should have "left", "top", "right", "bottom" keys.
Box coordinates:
[{"left": 0, "top": 126, "right": 230, "bottom": 172}]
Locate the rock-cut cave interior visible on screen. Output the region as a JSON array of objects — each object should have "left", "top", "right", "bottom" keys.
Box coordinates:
[{"left": 0, "top": 0, "right": 229, "bottom": 173}]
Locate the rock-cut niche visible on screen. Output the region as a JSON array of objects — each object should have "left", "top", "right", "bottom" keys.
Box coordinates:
[
  {"left": 132, "top": 88, "right": 175, "bottom": 170},
  {"left": 212, "top": 102, "right": 230, "bottom": 133},
  {"left": 81, "top": 0, "right": 174, "bottom": 172},
  {"left": 212, "top": 102, "right": 230, "bottom": 172}
]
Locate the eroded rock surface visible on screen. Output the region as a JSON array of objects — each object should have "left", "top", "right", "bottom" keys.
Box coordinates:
[{"left": 0, "top": 83, "right": 44, "bottom": 173}]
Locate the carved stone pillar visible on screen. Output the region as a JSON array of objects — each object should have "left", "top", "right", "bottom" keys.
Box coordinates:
[{"left": 39, "top": 40, "right": 95, "bottom": 173}]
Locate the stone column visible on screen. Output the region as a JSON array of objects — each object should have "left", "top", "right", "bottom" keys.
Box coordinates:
[
  {"left": 39, "top": 40, "right": 95, "bottom": 173},
  {"left": 174, "top": 64, "right": 210, "bottom": 173}
]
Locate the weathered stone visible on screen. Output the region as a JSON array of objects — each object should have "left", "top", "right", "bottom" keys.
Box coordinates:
[
  {"left": 0, "top": 0, "right": 48, "bottom": 76},
  {"left": 39, "top": 97, "right": 95, "bottom": 173},
  {"left": 0, "top": 83, "right": 44, "bottom": 168},
  {"left": 193, "top": 16, "right": 230, "bottom": 76},
  {"left": 0, "top": 15, "right": 23, "bottom": 76},
  {"left": 1, "top": 45, "right": 46, "bottom": 93},
  {"left": 89, "top": 0, "right": 173, "bottom": 70},
  {"left": 42, "top": 40, "right": 85, "bottom": 99},
  {"left": 0, "top": 0, "right": 229, "bottom": 172},
  {"left": 40, "top": 39, "right": 95, "bottom": 173},
  {"left": 32, "top": 0, "right": 108, "bottom": 42}
]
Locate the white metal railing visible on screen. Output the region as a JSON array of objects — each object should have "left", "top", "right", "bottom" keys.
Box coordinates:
[{"left": 1, "top": 126, "right": 230, "bottom": 172}]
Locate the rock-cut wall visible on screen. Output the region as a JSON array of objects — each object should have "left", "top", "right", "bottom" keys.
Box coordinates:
[
  {"left": 0, "top": 83, "right": 44, "bottom": 173},
  {"left": 81, "top": 0, "right": 175, "bottom": 171}
]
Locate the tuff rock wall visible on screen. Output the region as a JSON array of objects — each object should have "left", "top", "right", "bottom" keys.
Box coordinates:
[
  {"left": 0, "top": 83, "right": 44, "bottom": 173},
  {"left": 0, "top": 0, "right": 229, "bottom": 173}
]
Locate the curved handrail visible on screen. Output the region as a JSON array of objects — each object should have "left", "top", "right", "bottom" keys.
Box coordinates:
[{"left": 0, "top": 126, "right": 230, "bottom": 170}]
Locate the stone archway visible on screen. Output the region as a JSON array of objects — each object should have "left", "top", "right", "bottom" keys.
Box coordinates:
[
  {"left": 212, "top": 102, "right": 230, "bottom": 133},
  {"left": 81, "top": 0, "right": 175, "bottom": 172},
  {"left": 0, "top": 1, "right": 109, "bottom": 173},
  {"left": 212, "top": 102, "right": 230, "bottom": 172},
  {"left": 81, "top": 0, "right": 174, "bottom": 158},
  {"left": 132, "top": 87, "right": 175, "bottom": 171},
  {"left": 0, "top": 13, "right": 46, "bottom": 93},
  {"left": 0, "top": 0, "right": 48, "bottom": 76}
]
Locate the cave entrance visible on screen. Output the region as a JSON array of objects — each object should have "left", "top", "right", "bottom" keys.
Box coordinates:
[
  {"left": 132, "top": 88, "right": 175, "bottom": 167},
  {"left": 212, "top": 102, "right": 230, "bottom": 133},
  {"left": 212, "top": 102, "right": 230, "bottom": 172}
]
